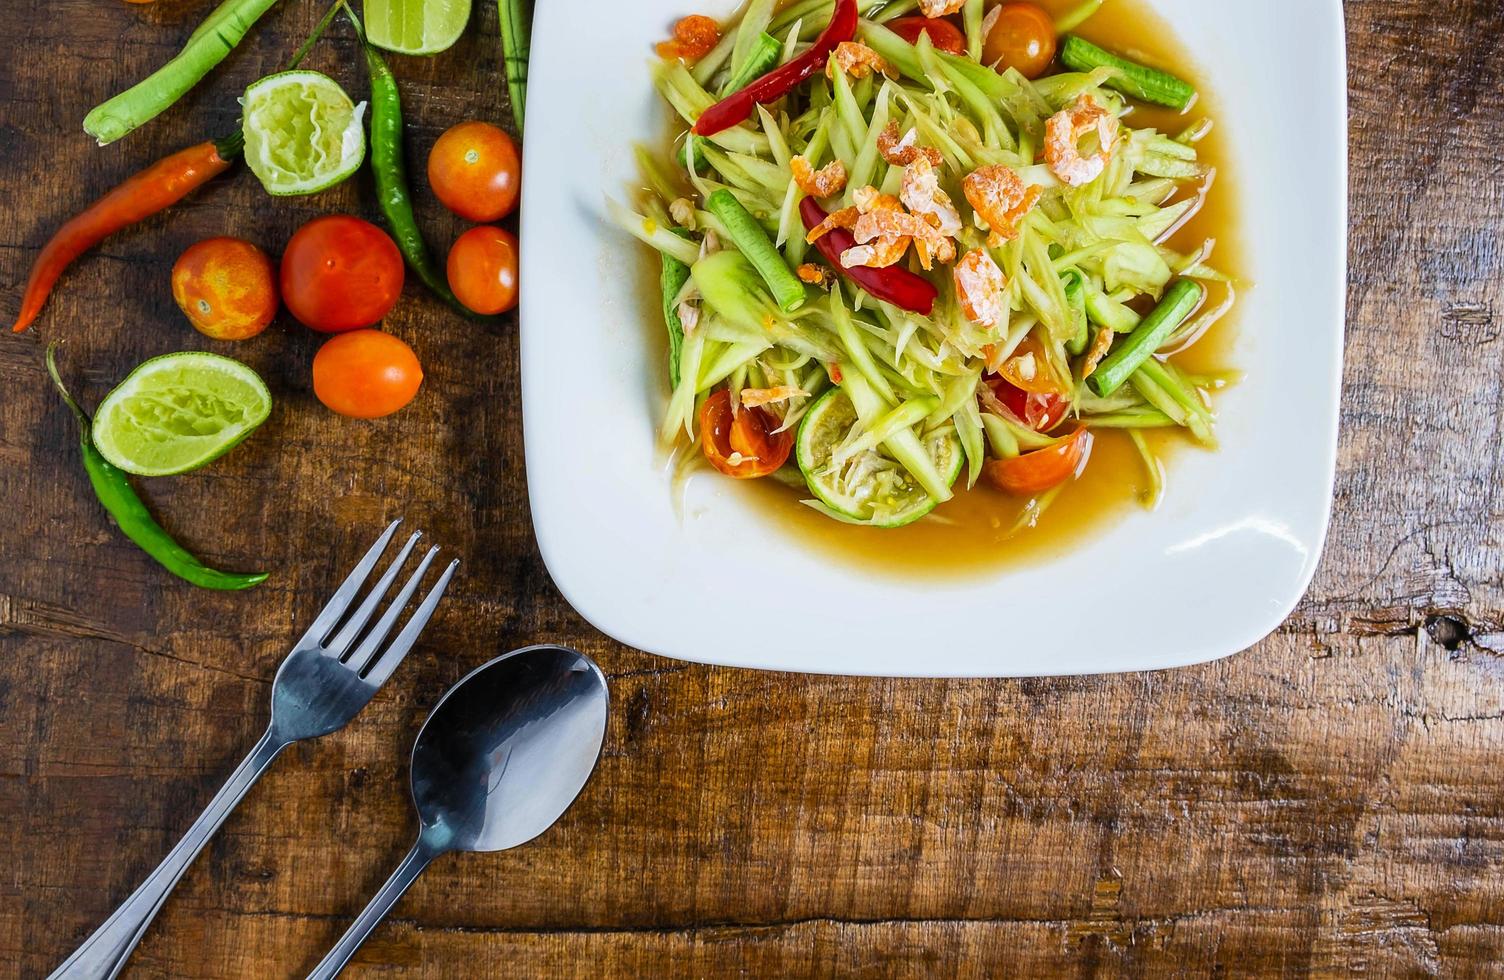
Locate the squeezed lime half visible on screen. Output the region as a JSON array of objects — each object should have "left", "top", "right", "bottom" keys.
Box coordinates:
[
  {"left": 242, "top": 70, "right": 367, "bottom": 196},
  {"left": 91, "top": 353, "right": 272, "bottom": 477},
  {"left": 796, "top": 388, "right": 963, "bottom": 528},
  {"left": 364, "top": 0, "right": 471, "bottom": 55}
]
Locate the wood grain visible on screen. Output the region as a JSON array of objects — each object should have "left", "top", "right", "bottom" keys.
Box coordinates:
[{"left": 2, "top": 0, "right": 1503, "bottom": 976}]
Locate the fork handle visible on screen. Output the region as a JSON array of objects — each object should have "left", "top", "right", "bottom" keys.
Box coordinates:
[
  {"left": 49, "top": 727, "right": 288, "bottom": 980},
  {"left": 305, "top": 838, "right": 438, "bottom": 980}
]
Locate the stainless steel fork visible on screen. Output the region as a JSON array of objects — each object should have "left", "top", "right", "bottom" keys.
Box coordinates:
[{"left": 50, "top": 520, "right": 459, "bottom": 980}]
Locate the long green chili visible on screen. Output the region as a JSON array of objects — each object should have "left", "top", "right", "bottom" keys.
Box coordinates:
[
  {"left": 499, "top": 0, "right": 531, "bottom": 132},
  {"left": 86, "top": 0, "right": 284, "bottom": 145},
  {"left": 344, "top": 8, "right": 500, "bottom": 322},
  {"left": 46, "top": 348, "right": 268, "bottom": 591}
]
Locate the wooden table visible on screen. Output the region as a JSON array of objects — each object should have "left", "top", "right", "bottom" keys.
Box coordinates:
[{"left": 3, "top": 0, "right": 1501, "bottom": 975}]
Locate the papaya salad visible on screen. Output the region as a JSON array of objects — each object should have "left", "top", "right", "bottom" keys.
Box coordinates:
[{"left": 612, "top": 0, "right": 1238, "bottom": 532}]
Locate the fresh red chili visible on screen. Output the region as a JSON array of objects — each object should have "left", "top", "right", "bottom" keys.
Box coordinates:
[
  {"left": 12, "top": 134, "right": 241, "bottom": 333},
  {"left": 799, "top": 198, "right": 938, "bottom": 315},
  {"left": 692, "top": 0, "right": 858, "bottom": 136}
]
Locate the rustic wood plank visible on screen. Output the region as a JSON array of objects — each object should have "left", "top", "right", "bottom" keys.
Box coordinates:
[{"left": 2, "top": 0, "right": 1503, "bottom": 976}]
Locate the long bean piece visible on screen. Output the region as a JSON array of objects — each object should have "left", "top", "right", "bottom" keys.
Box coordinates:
[
  {"left": 499, "top": 0, "right": 530, "bottom": 131},
  {"left": 1088, "top": 279, "right": 1203, "bottom": 396},
  {"left": 1059, "top": 35, "right": 1197, "bottom": 111},
  {"left": 86, "top": 0, "right": 283, "bottom": 144},
  {"left": 705, "top": 189, "right": 806, "bottom": 313}
]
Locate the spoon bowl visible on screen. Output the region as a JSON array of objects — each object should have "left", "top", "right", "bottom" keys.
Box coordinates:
[
  {"left": 412, "top": 644, "right": 610, "bottom": 853},
  {"left": 307, "top": 645, "right": 609, "bottom": 979}
]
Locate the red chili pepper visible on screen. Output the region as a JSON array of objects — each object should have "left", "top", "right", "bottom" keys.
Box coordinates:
[
  {"left": 692, "top": 0, "right": 858, "bottom": 137},
  {"left": 799, "top": 198, "right": 938, "bottom": 315},
  {"left": 12, "top": 135, "right": 240, "bottom": 333}
]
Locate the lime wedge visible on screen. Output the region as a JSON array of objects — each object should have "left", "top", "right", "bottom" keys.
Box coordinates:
[
  {"left": 364, "top": 0, "right": 471, "bottom": 55},
  {"left": 242, "top": 71, "right": 367, "bottom": 196},
  {"left": 92, "top": 353, "right": 272, "bottom": 477},
  {"left": 796, "top": 388, "right": 963, "bottom": 528}
]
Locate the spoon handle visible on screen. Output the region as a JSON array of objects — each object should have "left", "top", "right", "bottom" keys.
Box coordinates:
[
  {"left": 306, "top": 838, "right": 438, "bottom": 980},
  {"left": 49, "top": 727, "right": 287, "bottom": 980}
]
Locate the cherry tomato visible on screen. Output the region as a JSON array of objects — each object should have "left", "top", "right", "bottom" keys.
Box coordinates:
[
  {"left": 699, "top": 389, "right": 793, "bottom": 479},
  {"left": 989, "top": 376, "right": 1070, "bottom": 432},
  {"left": 887, "top": 16, "right": 967, "bottom": 56},
  {"left": 280, "top": 216, "right": 403, "bottom": 333},
  {"left": 171, "top": 237, "right": 277, "bottom": 341},
  {"left": 312, "top": 329, "right": 423, "bottom": 419},
  {"left": 996, "top": 335, "right": 1070, "bottom": 396},
  {"left": 982, "top": 2, "right": 1057, "bottom": 79},
  {"left": 427, "top": 122, "right": 521, "bottom": 223},
  {"left": 446, "top": 226, "right": 519, "bottom": 315},
  {"left": 984, "top": 427, "right": 1092, "bottom": 495}
]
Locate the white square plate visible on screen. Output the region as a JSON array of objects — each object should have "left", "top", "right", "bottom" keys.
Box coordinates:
[{"left": 520, "top": 0, "right": 1347, "bottom": 677}]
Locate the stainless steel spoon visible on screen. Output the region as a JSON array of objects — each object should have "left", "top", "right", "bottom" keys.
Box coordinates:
[{"left": 306, "top": 645, "right": 609, "bottom": 979}]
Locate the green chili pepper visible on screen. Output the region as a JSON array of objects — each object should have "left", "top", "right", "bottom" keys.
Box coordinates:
[
  {"left": 346, "top": 8, "right": 503, "bottom": 323},
  {"left": 46, "top": 348, "right": 268, "bottom": 591}
]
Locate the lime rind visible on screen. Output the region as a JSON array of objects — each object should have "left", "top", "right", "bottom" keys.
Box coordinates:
[
  {"left": 92, "top": 353, "right": 272, "bottom": 477},
  {"left": 365, "top": 0, "right": 471, "bottom": 55},
  {"left": 796, "top": 388, "right": 963, "bottom": 529},
  {"left": 242, "top": 70, "right": 367, "bottom": 197}
]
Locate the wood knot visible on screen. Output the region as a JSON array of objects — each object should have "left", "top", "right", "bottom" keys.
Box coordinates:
[{"left": 1425, "top": 614, "right": 1471, "bottom": 651}]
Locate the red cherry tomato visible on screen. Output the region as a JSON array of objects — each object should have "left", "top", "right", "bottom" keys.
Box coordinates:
[
  {"left": 699, "top": 389, "right": 793, "bottom": 479},
  {"left": 988, "top": 376, "right": 1070, "bottom": 432},
  {"left": 984, "top": 427, "right": 1093, "bottom": 495},
  {"left": 446, "top": 226, "right": 519, "bottom": 315},
  {"left": 982, "top": 2, "right": 1057, "bottom": 79},
  {"left": 427, "top": 121, "right": 521, "bottom": 223},
  {"left": 887, "top": 16, "right": 967, "bottom": 55},
  {"left": 280, "top": 216, "right": 404, "bottom": 333},
  {"left": 312, "top": 329, "right": 424, "bottom": 419}
]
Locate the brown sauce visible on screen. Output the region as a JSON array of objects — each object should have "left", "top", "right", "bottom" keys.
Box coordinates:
[{"left": 650, "top": 0, "right": 1247, "bottom": 578}]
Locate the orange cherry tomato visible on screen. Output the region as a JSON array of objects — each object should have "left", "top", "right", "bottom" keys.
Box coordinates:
[
  {"left": 427, "top": 122, "right": 521, "bottom": 223},
  {"left": 280, "top": 216, "right": 404, "bottom": 333},
  {"left": 170, "top": 237, "right": 278, "bottom": 340},
  {"left": 312, "top": 329, "right": 423, "bottom": 419},
  {"left": 699, "top": 389, "right": 793, "bottom": 479},
  {"left": 982, "top": 2, "right": 1057, "bottom": 79},
  {"left": 887, "top": 16, "right": 967, "bottom": 56},
  {"left": 984, "top": 427, "right": 1092, "bottom": 495},
  {"left": 996, "top": 335, "right": 1070, "bottom": 396},
  {"left": 446, "top": 226, "right": 519, "bottom": 315}
]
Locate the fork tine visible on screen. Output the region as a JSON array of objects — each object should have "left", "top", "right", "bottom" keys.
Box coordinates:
[
  {"left": 325, "top": 531, "right": 423, "bottom": 660},
  {"left": 360, "top": 558, "right": 459, "bottom": 688},
  {"left": 346, "top": 545, "right": 438, "bottom": 674},
  {"left": 294, "top": 520, "right": 402, "bottom": 650}
]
